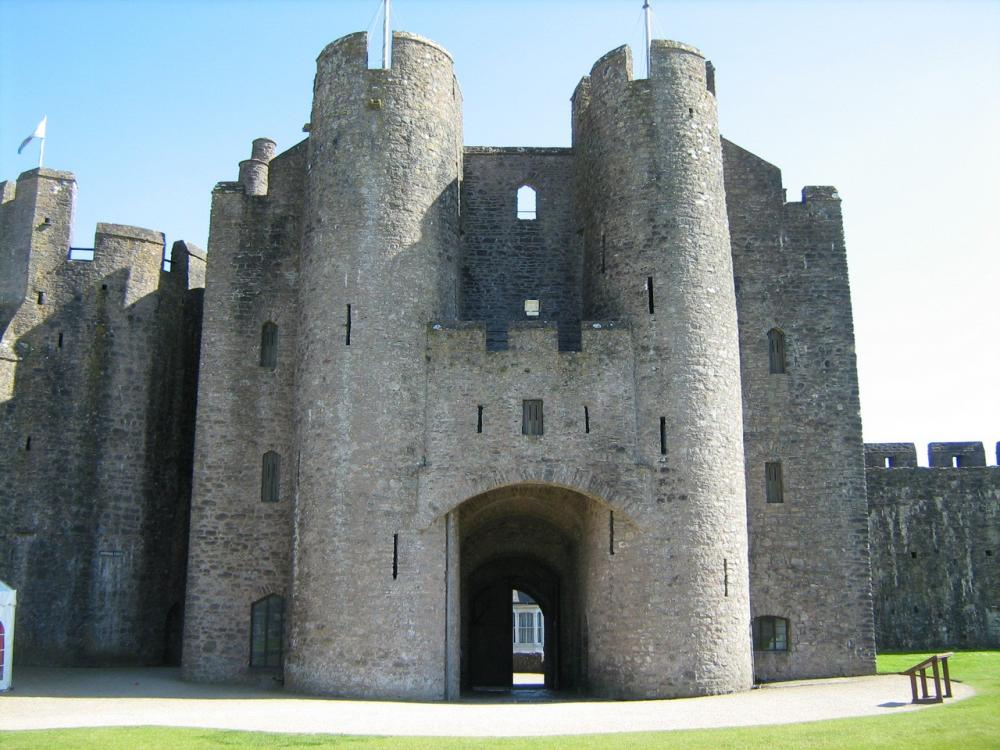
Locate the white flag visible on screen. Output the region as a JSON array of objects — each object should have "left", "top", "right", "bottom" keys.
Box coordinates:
[{"left": 17, "top": 116, "right": 47, "bottom": 155}]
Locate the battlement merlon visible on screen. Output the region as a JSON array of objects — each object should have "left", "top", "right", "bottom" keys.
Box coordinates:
[
  {"left": 929, "top": 441, "right": 988, "bottom": 468},
  {"left": 865, "top": 443, "right": 918, "bottom": 468},
  {"left": 169, "top": 240, "right": 207, "bottom": 290}
]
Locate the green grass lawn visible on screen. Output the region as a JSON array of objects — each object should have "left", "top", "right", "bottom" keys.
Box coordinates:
[{"left": 1, "top": 651, "right": 997, "bottom": 749}]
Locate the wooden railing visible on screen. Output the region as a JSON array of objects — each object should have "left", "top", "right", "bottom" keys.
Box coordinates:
[{"left": 902, "top": 652, "right": 953, "bottom": 704}]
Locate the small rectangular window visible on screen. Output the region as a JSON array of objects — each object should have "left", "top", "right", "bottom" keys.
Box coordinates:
[
  {"left": 36, "top": 291, "right": 45, "bottom": 305},
  {"left": 524, "top": 299, "right": 540, "bottom": 317},
  {"left": 660, "top": 417, "right": 667, "bottom": 455},
  {"left": 768, "top": 329, "right": 786, "bottom": 374},
  {"left": 477, "top": 405, "right": 483, "bottom": 434},
  {"left": 584, "top": 406, "right": 590, "bottom": 434},
  {"left": 345, "top": 305, "right": 352, "bottom": 346},
  {"left": 522, "top": 399, "right": 543, "bottom": 436},
  {"left": 884, "top": 456, "right": 894, "bottom": 468},
  {"left": 952, "top": 456, "right": 962, "bottom": 468},
  {"left": 261, "top": 452, "right": 281, "bottom": 503},
  {"left": 765, "top": 461, "right": 784, "bottom": 503},
  {"left": 646, "top": 276, "right": 654, "bottom": 314},
  {"left": 753, "top": 616, "right": 789, "bottom": 651}
]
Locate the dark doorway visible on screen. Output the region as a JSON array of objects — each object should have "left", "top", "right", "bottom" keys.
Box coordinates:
[{"left": 163, "top": 602, "right": 182, "bottom": 666}]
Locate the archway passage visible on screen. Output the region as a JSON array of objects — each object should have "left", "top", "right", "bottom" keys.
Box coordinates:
[{"left": 458, "top": 483, "right": 612, "bottom": 695}]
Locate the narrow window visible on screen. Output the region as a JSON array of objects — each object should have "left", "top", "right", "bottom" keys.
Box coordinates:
[
  {"left": 724, "top": 558, "right": 729, "bottom": 597},
  {"left": 952, "top": 455, "right": 962, "bottom": 468},
  {"left": 536, "top": 611, "right": 543, "bottom": 644},
  {"left": 609, "top": 510, "right": 615, "bottom": 555},
  {"left": 524, "top": 299, "right": 540, "bottom": 317},
  {"left": 765, "top": 461, "right": 784, "bottom": 503},
  {"left": 477, "top": 405, "right": 483, "bottom": 434},
  {"left": 584, "top": 406, "right": 590, "bottom": 434},
  {"left": 646, "top": 276, "right": 655, "bottom": 314},
  {"left": 250, "top": 594, "right": 284, "bottom": 668},
  {"left": 884, "top": 456, "right": 894, "bottom": 468},
  {"left": 522, "top": 399, "right": 544, "bottom": 436},
  {"left": 392, "top": 533, "right": 399, "bottom": 580},
  {"left": 518, "top": 611, "right": 534, "bottom": 642},
  {"left": 57, "top": 332, "right": 64, "bottom": 348},
  {"left": 259, "top": 322, "right": 278, "bottom": 369},
  {"left": 36, "top": 291, "right": 45, "bottom": 305},
  {"left": 752, "top": 616, "right": 789, "bottom": 652},
  {"left": 768, "top": 328, "right": 786, "bottom": 374},
  {"left": 660, "top": 417, "right": 667, "bottom": 455},
  {"left": 345, "top": 305, "right": 352, "bottom": 346},
  {"left": 261, "top": 451, "right": 281, "bottom": 503},
  {"left": 517, "top": 185, "right": 537, "bottom": 220},
  {"left": 25, "top": 436, "right": 32, "bottom": 451}
]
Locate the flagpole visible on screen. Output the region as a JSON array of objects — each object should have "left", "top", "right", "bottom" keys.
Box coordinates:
[
  {"left": 643, "top": 0, "right": 653, "bottom": 78},
  {"left": 382, "top": 0, "right": 391, "bottom": 68}
]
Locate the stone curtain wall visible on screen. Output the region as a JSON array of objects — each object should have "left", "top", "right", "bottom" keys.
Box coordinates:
[
  {"left": 0, "top": 169, "right": 203, "bottom": 665},
  {"left": 460, "top": 148, "right": 582, "bottom": 349},
  {"left": 866, "top": 442, "right": 1000, "bottom": 649},
  {"left": 723, "top": 140, "right": 876, "bottom": 681}
]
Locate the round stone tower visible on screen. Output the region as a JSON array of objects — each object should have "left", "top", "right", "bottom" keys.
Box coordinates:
[
  {"left": 572, "top": 41, "right": 753, "bottom": 696},
  {"left": 288, "top": 31, "right": 462, "bottom": 697}
]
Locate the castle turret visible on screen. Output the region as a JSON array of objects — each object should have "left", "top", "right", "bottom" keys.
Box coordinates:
[
  {"left": 572, "top": 41, "right": 753, "bottom": 695},
  {"left": 288, "top": 31, "right": 462, "bottom": 697}
]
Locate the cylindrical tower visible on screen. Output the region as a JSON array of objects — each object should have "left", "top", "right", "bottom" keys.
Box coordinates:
[
  {"left": 288, "top": 31, "right": 462, "bottom": 697},
  {"left": 573, "top": 41, "right": 752, "bottom": 696}
]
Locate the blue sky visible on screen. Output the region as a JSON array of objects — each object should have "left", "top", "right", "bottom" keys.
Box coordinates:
[{"left": 1, "top": 0, "right": 997, "bottom": 462}]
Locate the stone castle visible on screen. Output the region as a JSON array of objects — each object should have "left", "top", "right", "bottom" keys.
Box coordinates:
[{"left": 1, "top": 30, "right": 996, "bottom": 700}]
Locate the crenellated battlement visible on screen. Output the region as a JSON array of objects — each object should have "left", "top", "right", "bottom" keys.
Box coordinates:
[
  {"left": 866, "top": 441, "right": 998, "bottom": 468},
  {"left": 428, "top": 319, "right": 629, "bottom": 355}
]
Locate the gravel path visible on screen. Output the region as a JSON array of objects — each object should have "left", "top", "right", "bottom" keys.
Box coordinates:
[{"left": 0, "top": 668, "right": 972, "bottom": 737}]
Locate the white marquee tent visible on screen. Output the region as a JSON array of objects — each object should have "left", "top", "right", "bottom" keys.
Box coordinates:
[{"left": 0, "top": 580, "right": 15, "bottom": 691}]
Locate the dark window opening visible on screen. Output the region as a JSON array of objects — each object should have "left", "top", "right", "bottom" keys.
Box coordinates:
[
  {"left": 345, "top": 304, "right": 352, "bottom": 346},
  {"left": 25, "top": 436, "right": 31, "bottom": 451},
  {"left": 36, "top": 291, "right": 45, "bottom": 305},
  {"left": 768, "top": 328, "right": 786, "bottom": 374},
  {"left": 522, "top": 399, "right": 543, "bottom": 436},
  {"left": 584, "top": 406, "right": 590, "bottom": 434},
  {"left": 57, "top": 332, "right": 64, "bottom": 348},
  {"left": 259, "top": 322, "right": 278, "bottom": 368},
  {"left": 646, "top": 276, "right": 655, "bottom": 314},
  {"left": 517, "top": 185, "right": 537, "bottom": 220},
  {"left": 393, "top": 534, "right": 399, "bottom": 580},
  {"left": 609, "top": 510, "right": 615, "bottom": 555},
  {"left": 659, "top": 417, "right": 667, "bottom": 455},
  {"left": 477, "top": 405, "right": 483, "bottom": 434},
  {"left": 250, "top": 594, "right": 284, "bottom": 668},
  {"left": 261, "top": 451, "right": 281, "bottom": 503},
  {"left": 911, "top": 551, "right": 918, "bottom": 559},
  {"left": 753, "top": 616, "right": 789, "bottom": 652},
  {"left": 765, "top": 461, "right": 784, "bottom": 503},
  {"left": 986, "top": 550, "right": 993, "bottom": 557},
  {"left": 724, "top": 558, "right": 729, "bottom": 597}
]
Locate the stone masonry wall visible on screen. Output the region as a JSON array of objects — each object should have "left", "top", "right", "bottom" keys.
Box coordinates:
[
  {"left": 723, "top": 139, "right": 876, "bottom": 681},
  {"left": 183, "top": 141, "right": 303, "bottom": 684},
  {"left": 866, "top": 442, "right": 1000, "bottom": 649},
  {"left": 0, "top": 168, "right": 203, "bottom": 665},
  {"left": 460, "top": 148, "right": 581, "bottom": 349}
]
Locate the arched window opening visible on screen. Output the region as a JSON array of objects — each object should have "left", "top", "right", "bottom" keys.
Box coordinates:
[
  {"left": 753, "top": 615, "right": 789, "bottom": 652},
  {"left": 261, "top": 451, "right": 281, "bottom": 503},
  {"left": 250, "top": 594, "right": 284, "bottom": 668},
  {"left": 517, "top": 185, "right": 537, "bottom": 220},
  {"left": 767, "top": 328, "right": 786, "bottom": 374},
  {"left": 260, "top": 322, "right": 278, "bottom": 369}
]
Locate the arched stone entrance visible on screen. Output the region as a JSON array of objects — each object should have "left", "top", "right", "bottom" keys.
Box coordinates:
[{"left": 457, "top": 483, "right": 613, "bottom": 695}]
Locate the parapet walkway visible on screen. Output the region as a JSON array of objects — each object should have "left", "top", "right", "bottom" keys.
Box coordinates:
[{"left": 0, "top": 668, "right": 973, "bottom": 737}]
